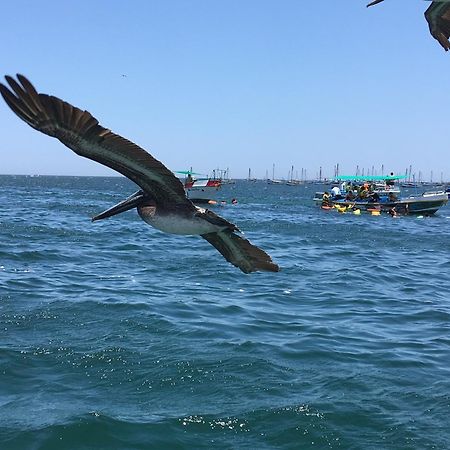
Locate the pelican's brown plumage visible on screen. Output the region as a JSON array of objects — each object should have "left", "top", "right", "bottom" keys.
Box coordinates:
[
  {"left": 425, "top": 1, "right": 450, "bottom": 50},
  {"left": 0, "top": 74, "right": 279, "bottom": 274},
  {"left": 367, "top": 0, "right": 450, "bottom": 51}
]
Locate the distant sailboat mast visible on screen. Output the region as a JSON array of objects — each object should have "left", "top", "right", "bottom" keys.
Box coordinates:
[{"left": 268, "top": 163, "right": 282, "bottom": 184}]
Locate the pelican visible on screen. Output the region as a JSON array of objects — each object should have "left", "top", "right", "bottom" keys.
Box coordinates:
[
  {"left": 0, "top": 74, "right": 279, "bottom": 274},
  {"left": 367, "top": 0, "right": 450, "bottom": 51}
]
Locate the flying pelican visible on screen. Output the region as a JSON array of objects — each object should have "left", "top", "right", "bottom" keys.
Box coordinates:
[
  {"left": 0, "top": 74, "right": 279, "bottom": 274},
  {"left": 367, "top": 0, "right": 450, "bottom": 51}
]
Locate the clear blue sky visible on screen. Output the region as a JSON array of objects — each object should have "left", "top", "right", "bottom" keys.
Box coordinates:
[{"left": 1, "top": 0, "right": 449, "bottom": 181}]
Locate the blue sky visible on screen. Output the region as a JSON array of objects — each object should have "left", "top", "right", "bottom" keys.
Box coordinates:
[{"left": 1, "top": 0, "right": 449, "bottom": 181}]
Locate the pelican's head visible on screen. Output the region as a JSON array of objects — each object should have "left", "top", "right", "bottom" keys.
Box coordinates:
[{"left": 91, "top": 190, "right": 146, "bottom": 222}]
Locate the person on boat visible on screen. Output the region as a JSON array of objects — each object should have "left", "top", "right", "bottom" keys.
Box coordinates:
[
  {"left": 186, "top": 173, "right": 193, "bottom": 185},
  {"left": 358, "top": 186, "right": 368, "bottom": 200},
  {"left": 331, "top": 186, "right": 342, "bottom": 199},
  {"left": 345, "top": 190, "right": 355, "bottom": 201},
  {"left": 388, "top": 192, "right": 398, "bottom": 202},
  {"left": 368, "top": 191, "right": 380, "bottom": 203},
  {"left": 322, "top": 191, "right": 332, "bottom": 207}
]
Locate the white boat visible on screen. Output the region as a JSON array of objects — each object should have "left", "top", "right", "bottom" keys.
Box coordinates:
[{"left": 176, "top": 170, "right": 222, "bottom": 203}]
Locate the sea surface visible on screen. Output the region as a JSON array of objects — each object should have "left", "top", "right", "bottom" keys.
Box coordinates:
[{"left": 1, "top": 175, "right": 449, "bottom": 450}]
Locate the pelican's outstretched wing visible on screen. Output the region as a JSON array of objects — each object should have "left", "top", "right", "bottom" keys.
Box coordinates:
[
  {"left": 195, "top": 207, "right": 279, "bottom": 273},
  {"left": 201, "top": 230, "right": 279, "bottom": 274},
  {"left": 425, "top": 1, "right": 450, "bottom": 51},
  {"left": 367, "top": 0, "right": 450, "bottom": 51},
  {"left": 0, "top": 74, "right": 193, "bottom": 208}
]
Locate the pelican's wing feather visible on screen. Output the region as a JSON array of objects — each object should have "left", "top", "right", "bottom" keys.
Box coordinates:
[
  {"left": 425, "top": 1, "right": 450, "bottom": 51},
  {"left": 195, "top": 207, "right": 240, "bottom": 231},
  {"left": 0, "top": 74, "right": 192, "bottom": 207},
  {"left": 201, "top": 230, "right": 279, "bottom": 274}
]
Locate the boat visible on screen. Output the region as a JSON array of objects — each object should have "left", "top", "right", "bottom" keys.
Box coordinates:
[
  {"left": 176, "top": 170, "right": 222, "bottom": 203},
  {"left": 267, "top": 163, "right": 283, "bottom": 184},
  {"left": 247, "top": 168, "right": 258, "bottom": 182},
  {"left": 314, "top": 175, "right": 448, "bottom": 216},
  {"left": 215, "top": 168, "right": 235, "bottom": 185},
  {"left": 286, "top": 165, "right": 302, "bottom": 186}
]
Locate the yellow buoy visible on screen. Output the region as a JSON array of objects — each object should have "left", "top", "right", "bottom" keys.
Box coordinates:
[
  {"left": 333, "top": 204, "right": 344, "bottom": 212},
  {"left": 353, "top": 209, "right": 361, "bottom": 215}
]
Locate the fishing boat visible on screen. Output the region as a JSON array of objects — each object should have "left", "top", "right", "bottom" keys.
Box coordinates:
[
  {"left": 176, "top": 170, "right": 222, "bottom": 203},
  {"left": 314, "top": 175, "right": 448, "bottom": 215}
]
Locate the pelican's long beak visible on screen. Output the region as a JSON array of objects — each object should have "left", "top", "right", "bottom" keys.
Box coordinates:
[
  {"left": 367, "top": 0, "right": 385, "bottom": 7},
  {"left": 92, "top": 190, "right": 145, "bottom": 222}
]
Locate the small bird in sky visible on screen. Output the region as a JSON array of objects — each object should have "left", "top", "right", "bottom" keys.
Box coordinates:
[{"left": 367, "top": 0, "right": 450, "bottom": 51}]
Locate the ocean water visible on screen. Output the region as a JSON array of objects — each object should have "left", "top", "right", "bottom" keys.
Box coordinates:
[{"left": 1, "top": 174, "right": 449, "bottom": 450}]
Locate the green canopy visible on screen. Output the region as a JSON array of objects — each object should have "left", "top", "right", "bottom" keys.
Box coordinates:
[
  {"left": 335, "top": 174, "right": 407, "bottom": 182},
  {"left": 174, "top": 170, "right": 204, "bottom": 175}
]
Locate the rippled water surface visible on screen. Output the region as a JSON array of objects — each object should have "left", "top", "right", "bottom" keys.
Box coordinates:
[{"left": 1, "top": 175, "right": 450, "bottom": 449}]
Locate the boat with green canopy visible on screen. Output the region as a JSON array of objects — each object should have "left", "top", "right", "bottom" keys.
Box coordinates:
[{"left": 314, "top": 174, "right": 448, "bottom": 215}]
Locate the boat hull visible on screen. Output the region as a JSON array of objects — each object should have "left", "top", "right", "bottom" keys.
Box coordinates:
[
  {"left": 185, "top": 179, "right": 221, "bottom": 203},
  {"left": 314, "top": 192, "right": 448, "bottom": 215}
]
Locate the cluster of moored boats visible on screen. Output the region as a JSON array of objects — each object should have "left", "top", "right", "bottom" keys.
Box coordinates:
[
  {"left": 313, "top": 175, "right": 448, "bottom": 216},
  {"left": 181, "top": 171, "right": 448, "bottom": 215}
]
